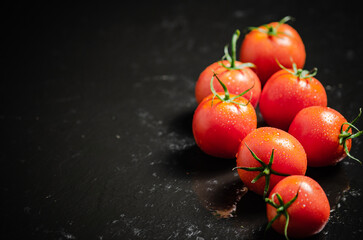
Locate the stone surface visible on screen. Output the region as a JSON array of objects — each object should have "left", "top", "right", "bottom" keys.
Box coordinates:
[{"left": 2, "top": 1, "right": 363, "bottom": 239}]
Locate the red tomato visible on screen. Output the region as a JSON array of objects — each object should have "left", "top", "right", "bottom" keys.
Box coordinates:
[
  {"left": 240, "top": 16, "right": 306, "bottom": 85},
  {"left": 192, "top": 91, "right": 257, "bottom": 159},
  {"left": 259, "top": 65, "right": 327, "bottom": 131},
  {"left": 235, "top": 127, "right": 307, "bottom": 197},
  {"left": 289, "top": 106, "right": 362, "bottom": 167},
  {"left": 266, "top": 175, "right": 330, "bottom": 239},
  {"left": 195, "top": 60, "right": 261, "bottom": 107}
]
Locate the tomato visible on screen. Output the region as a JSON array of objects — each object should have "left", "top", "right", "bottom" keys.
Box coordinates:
[
  {"left": 196, "top": 30, "right": 261, "bottom": 107},
  {"left": 195, "top": 60, "right": 261, "bottom": 107},
  {"left": 192, "top": 74, "right": 257, "bottom": 159},
  {"left": 235, "top": 127, "right": 307, "bottom": 197},
  {"left": 266, "top": 175, "right": 330, "bottom": 239},
  {"left": 240, "top": 16, "right": 306, "bottom": 85},
  {"left": 288, "top": 106, "right": 363, "bottom": 167},
  {"left": 259, "top": 63, "right": 327, "bottom": 131}
]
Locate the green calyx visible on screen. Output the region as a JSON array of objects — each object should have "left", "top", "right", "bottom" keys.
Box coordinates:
[
  {"left": 219, "top": 29, "right": 255, "bottom": 70},
  {"left": 339, "top": 108, "right": 363, "bottom": 164},
  {"left": 233, "top": 143, "right": 289, "bottom": 198},
  {"left": 210, "top": 72, "right": 253, "bottom": 106},
  {"left": 265, "top": 190, "right": 299, "bottom": 240},
  {"left": 248, "top": 16, "right": 293, "bottom": 37},
  {"left": 276, "top": 59, "right": 318, "bottom": 81}
]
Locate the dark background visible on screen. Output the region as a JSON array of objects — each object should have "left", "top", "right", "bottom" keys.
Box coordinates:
[{"left": 2, "top": 1, "right": 363, "bottom": 239}]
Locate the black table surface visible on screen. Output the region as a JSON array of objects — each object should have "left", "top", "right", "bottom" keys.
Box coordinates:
[{"left": 3, "top": 1, "right": 363, "bottom": 239}]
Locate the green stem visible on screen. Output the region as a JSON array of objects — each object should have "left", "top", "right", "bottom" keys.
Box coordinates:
[
  {"left": 210, "top": 72, "right": 253, "bottom": 106},
  {"left": 230, "top": 30, "right": 239, "bottom": 68},
  {"left": 234, "top": 144, "right": 289, "bottom": 198},
  {"left": 249, "top": 16, "right": 293, "bottom": 37},
  {"left": 276, "top": 59, "right": 317, "bottom": 80},
  {"left": 339, "top": 108, "right": 363, "bottom": 164},
  {"left": 277, "top": 16, "right": 293, "bottom": 27},
  {"left": 265, "top": 189, "right": 299, "bottom": 240},
  {"left": 219, "top": 30, "right": 255, "bottom": 70},
  {"left": 211, "top": 72, "right": 229, "bottom": 101}
]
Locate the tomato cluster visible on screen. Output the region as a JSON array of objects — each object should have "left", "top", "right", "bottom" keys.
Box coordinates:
[{"left": 192, "top": 16, "right": 362, "bottom": 239}]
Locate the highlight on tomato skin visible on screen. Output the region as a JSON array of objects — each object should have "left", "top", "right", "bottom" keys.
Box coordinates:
[
  {"left": 265, "top": 175, "right": 330, "bottom": 239},
  {"left": 288, "top": 106, "right": 363, "bottom": 167},
  {"left": 235, "top": 127, "right": 307, "bottom": 197},
  {"left": 240, "top": 16, "right": 306, "bottom": 85}
]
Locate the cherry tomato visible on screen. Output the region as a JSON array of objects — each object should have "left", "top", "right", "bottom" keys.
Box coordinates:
[
  {"left": 196, "top": 30, "right": 261, "bottom": 107},
  {"left": 235, "top": 127, "right": 307, "bottom": 197},
  {"left": 266, "top": 175, "right": 330, "bottom": 239},
  {"left": 240, "top": 16, "right": 306, "bottom": 85},
  {"left": 259, "top": 63, "right": 327, "bottom": 131},
  {"left": 288, "top": 106, "right": 362, "bottom": 167},
  {"left": 192, "top": 75, "right": 257, "bottom": 159},
  {"left": 195, "top": 60, "right": 261, "bottom": 107}
]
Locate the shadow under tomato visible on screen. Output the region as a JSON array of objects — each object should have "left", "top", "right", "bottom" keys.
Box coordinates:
[
  {"left": 306, "top": 164, "right": 349, "bottom": 209},
  {"left": 170, "top": 143, "right": 250, "bottom": 219},
  {"left": 234, "top": 190, "right": 266, "bottom": 223},
  {"left": 256, "top": 105, "right": 268, "bottom": 128},
  {"left": 168, "top": 108, "right": 195, "bottom": 138},
  {"left": 192, "top": 171, "right": 247, "bottom": 218},
  {"left": 172, "top": 144, "right": 236, "bottom": 175}
]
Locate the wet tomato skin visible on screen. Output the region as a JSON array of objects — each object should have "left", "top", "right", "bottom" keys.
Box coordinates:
[
  {"left": 288, "top": 106, "right": 351, "bottom": 167},
  {"left": 236, "top": 127, "right": 307, "bottom": 196},
  {"left": 267, "top": 175, "right": 330, "bottom": 238},
  {"left": 259, "top": 69, "right": 327, "bottom": 131},
  {"left": 192, "top": 93, "right": 257, "bottom": 159},
  {"left": 195, "top": 60, "right": 261, "bottom": 107},
  {"left": 240, "top": 22, "right": 305, "bottom": 85}
]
